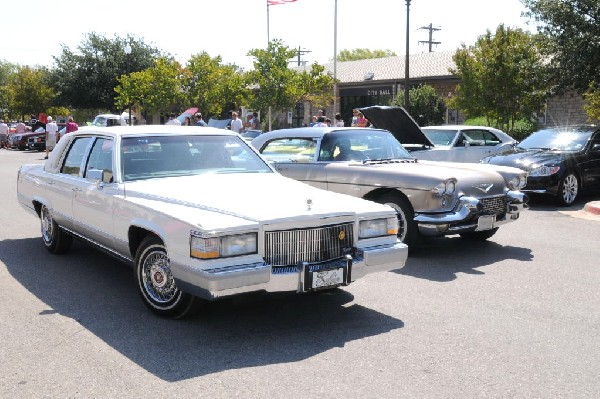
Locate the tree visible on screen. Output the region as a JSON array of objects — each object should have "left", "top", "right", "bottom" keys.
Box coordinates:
[
  {"left": 583, "top": 82, "right": 600, "bottom": 122},
  {"left": 7, "top": 66, "right": 54, "bottom": 121},
  {"left": 50, "top": 33, "right": 162, "bottom": 112},
  {"left": 293, "top": 63, "right": 336, "bottom": 110},
  {"left": 0, "top": 61, "right": 17, "bottom": 119},
  {"left": 522, "top": 0, "right": 600, "bottom": 93},
  {"left": 246, "top": 40, "right": 302, "bottom": 120},
  {"left": 392, "top": 84, "right": 446, "bottom": 126},
  {"left": 183, "top": 52, "right": 250, "bottom": 119},
  {"left": 115, "top": 57, "right": 185, "bottom": 116},
  {"left": 449, "top": 25, "right": 548, "bottom": 133},
  {"left": 337, "top": 49, "right": 396, "bottom": 62}
]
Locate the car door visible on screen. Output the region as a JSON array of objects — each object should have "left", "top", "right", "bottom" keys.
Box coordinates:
[
  {"left": 71, "top": 137, "right": 117, "bottom": 248},
  {"left": 457, "top": 129, "right": 500, "bottom": 162},
  {"left": 579, "top": 132, "right": 600, "bottom": 189},
  {"left": 260, "top": 137, "right": 329, "bottom": 190},
  {"left": 42, "top": 136, "right": 94, "bottom": 230}
]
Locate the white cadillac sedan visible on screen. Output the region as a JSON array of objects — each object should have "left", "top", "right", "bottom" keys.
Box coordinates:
[{"left": 17, "top": 125, "right": 407, "bottom": 318}]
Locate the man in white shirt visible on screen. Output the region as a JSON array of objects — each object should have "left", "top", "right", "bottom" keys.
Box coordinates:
[
  {"left": 45, "top": 116, "right": 59, "bottom": 159},
  {"left": 165, "top": 113, "right": 181, "bottom": 125},
  {"left": 0, "top": 120, "right": 9, "bottom": 148},
  {"left": 230, "top": 112, "right": 243, "bottom": 133}
]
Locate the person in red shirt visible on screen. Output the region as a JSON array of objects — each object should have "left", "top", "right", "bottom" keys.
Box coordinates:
[{"left": 65, "top": 116, "right": 78, "bottom": 134}]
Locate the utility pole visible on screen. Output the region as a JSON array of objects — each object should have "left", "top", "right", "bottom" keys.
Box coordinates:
[
  {"left": 418, "top": 23, "right": 441, "bottom": 52},
  {"left": 294, "top": 46, "right": 311, "bottom": 66}
]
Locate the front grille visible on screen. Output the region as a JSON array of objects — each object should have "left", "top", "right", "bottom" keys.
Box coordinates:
[
  {"left": 481, "top": 195, "right": 506, "bottom": 215},
  {"left": 264, "top": 222, "right": 354, "bottom": 267}
]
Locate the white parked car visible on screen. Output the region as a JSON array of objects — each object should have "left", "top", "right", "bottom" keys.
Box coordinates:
[
  {"left": 91, "top": 114, "right": 127, "bottom": 127},
  {"left": 361, "top": 106, "right": 517, "bottom": 163},
  {"left": 17, "top": 125, "right": 407, "bottom": 318}
]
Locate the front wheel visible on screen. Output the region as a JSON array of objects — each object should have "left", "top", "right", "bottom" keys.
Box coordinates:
[
  {"left": 40, "top": 205, "right": 72, "bottom": 254},
  {"left": 556, "top": 173, "right": 579, "bottom": 207},
  {"left": 135, "top": 236, "right": 197, "bottom": 319},
  {"left": 375, "top": 193, "right": 419, "bottom": 248}
]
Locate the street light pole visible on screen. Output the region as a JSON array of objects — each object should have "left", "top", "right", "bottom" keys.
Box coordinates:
[
  {"left": 404, "top": 0, "right": 411, "bottom": 111},
  {"left": 124, "top": 44, "right": 132, "bottom": 126}
]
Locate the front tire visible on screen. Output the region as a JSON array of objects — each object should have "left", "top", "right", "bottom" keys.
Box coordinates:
[
  {"left": 135, "top": 236, "right": 197, "bottom": 319},
  {"left": 376, "top": 193, "right": 419, "bottom": 247},
  {"left": 40, "top": 205, "right": 72, "bottom": 254},
  {"left": 556, "top": 172, "right": 579, "bottom": 207}
]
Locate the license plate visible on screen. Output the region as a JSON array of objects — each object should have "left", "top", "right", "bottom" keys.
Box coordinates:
[
  {"left": 311, "top": 267, "right": 345, "bottom": 289},
  {"left": 476, "top": 215, "right": 496, "bottom": 231}
]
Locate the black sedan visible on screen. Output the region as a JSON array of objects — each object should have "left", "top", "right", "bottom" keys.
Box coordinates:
[{"left": 481, "top": 125, "right": 600, "bottom": 206}]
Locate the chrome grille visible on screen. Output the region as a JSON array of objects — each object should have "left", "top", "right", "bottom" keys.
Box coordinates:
[
  {"left": 264, "top": 223, "right": 354, "bottom": 267},
  {"left": 481, "top": 195, "right": 506, "bottom": 215}
]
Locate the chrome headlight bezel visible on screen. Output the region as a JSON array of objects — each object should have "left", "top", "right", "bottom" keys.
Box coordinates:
[
  {"left": 508, "top": 174, "right": 527, "bottom": 190},
  {"left": 359, "top": 217, "right": 398, "bottom": 239},
  {"left": 432, "top": 178, "right": 457, "bottom": 197},
  {"left": 528, "top": 165, "right": 560, "bottom": 177},
  {"left": 190, "top": 232, "right": 258, "bottom": 259}
]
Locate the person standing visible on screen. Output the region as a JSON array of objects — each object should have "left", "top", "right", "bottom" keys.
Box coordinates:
[
  {"left": 195, "top": 112, "right": 207, "bottom": 126},
  {"left": 334, "top": 113, "right": 344, "bottom": 127},
  {"left": 16, "top": 120, "right": 26, "bottom": 134},
  {"left": 65, "top": 116, "right": 78, "bottom": 136},
  {"left": 230, "top": 112, "right": 243, "bottom": 133},
  {"left": 0, "top": 120, "right": 8, "bottom": 148},
  {"left": 44, "top": 116, "right": 59, "bottom": 159},
  {"left": 251, "top": 111, "right": 261, "bottom": 131},
  {"left": 165, "top": 113, "right": 181, "bottom": 125}
]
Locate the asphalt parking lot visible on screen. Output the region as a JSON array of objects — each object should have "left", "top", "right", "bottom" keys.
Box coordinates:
[{"left": 1, "top": 148, "right": 599, "bottom": 398}]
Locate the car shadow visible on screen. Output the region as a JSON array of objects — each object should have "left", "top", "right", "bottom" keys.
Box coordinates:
[
  {"left": 1, "top": 237, "right": 404, "bottom": 381},
  {"left": 396, "top": 236, "right": 533, "bottom": 282},
  {"left": 526, "top": 191, "right": 600, "bottom": 211}
]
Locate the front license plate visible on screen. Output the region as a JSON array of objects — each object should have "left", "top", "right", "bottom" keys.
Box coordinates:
[
  {"left": 311, "top": 267, "right": 345, "bottom": 289},
  {"left": 476, "top": 215, "right": 496, "bottom": 231}
]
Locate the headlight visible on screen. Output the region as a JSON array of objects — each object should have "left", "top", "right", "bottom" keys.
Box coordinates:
[
  {"left": 432, "top": 179, "right": 457, "bottom": 196},
  {"left": 508, "top": 174, "right": 527, "bottom": 190},
  {"left": 529, "top": 165, "right": 560, "bottom": 177},
  {"left": 359, "top": 217, "right": 398, "bottom": 239},
  {"left": 190, "top": 233, "right": 257, "bottom": 259}
]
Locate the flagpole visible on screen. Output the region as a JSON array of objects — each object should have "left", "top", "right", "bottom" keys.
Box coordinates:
[
  {"left": 267, "top": 1, "right": 270, "bottom": 44},
  {"left": 333, "top": 0, "right": 338, "bottom": 114}
]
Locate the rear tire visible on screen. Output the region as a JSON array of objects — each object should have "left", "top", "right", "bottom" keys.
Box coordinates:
[
  {"left": 40, "top": 205, "right": 72, "bottom": 254},
  {"left": 375, "top": 193, "right": 419, "bottom": 248},
  {"left": 135, "top": 236, "right": 197, "bottom": 319}
]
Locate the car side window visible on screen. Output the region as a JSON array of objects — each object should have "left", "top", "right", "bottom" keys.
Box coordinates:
[
  {"left": 463, "top": 130, "right": 501, "bottom": 146},
  {"left": 261, "top": 138, "right": 317, "bottom": 162},
  {"left": 61, "top": 137, "right": 93, "bottom": 176},
  {"left": 85, "top": 138, "right": 114, "bottom": 182}
]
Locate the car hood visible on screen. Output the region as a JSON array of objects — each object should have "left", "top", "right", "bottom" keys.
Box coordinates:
[
  {"left": 483, "top": 148, "right": 566, "bottom": 170},
  {"left": 359, "top": 105, "right": 435, "bottom": 147},
  {"left": 123, "top": 173, "right": 391, "bottom": 229}
]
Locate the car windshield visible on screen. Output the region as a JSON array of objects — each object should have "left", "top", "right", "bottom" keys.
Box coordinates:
[
  {"left": 319, "top": 130, "right": 414, "bottom": 161},
  {"left": 517, "top": 127, "right": 594, "bottom": 152},
  {"left": 422, "top": 129, "right": 458, "bottom": 146},
  {"left": 121, "top": 134, "right": 272, "bottom": 181}
]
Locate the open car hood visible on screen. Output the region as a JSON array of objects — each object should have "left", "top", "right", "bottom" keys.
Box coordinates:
[{"left": 360, "top": 105, "right": 434, "bottom": 147}]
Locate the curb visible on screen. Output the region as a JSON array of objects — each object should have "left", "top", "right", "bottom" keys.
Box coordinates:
[{"left": 583, "top": 201, "right": 600, "bottom": 216}]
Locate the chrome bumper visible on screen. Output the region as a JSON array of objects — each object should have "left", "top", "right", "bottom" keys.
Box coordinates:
[
  {"left": 172, "top": 240, "right": 408, "bottom": 301},
  {"left": 414, "top": 191, "right": 529, "bottom": 237}
]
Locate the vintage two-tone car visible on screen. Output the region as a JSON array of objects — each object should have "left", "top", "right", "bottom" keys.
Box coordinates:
[
  {"left": 251, "top": 126, "right": 529, "bottom": 248},
  {"left": 17, "top": 126, "right": 408, "bottom": 318}
]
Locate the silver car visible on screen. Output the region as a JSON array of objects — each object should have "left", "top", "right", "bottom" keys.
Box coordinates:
[{"left": 252, "top": 126, "right": 529, "bottom": 248}]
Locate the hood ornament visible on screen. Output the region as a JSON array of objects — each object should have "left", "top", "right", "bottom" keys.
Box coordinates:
[
  {"left": 473, "top": 183, "right": 494, "bottom": 193},
  {"left": 306, "top": 198, "right": 313, "bottom": 211}
]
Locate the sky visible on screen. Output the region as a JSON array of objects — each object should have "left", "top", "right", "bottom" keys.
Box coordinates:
[{"left": 1, "top": 0, "right": 538, "bottom": 71}]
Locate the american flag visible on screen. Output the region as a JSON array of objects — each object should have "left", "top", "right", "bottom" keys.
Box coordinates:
[{"left": 267, "top": 0, "right": 297, "bottom": 5}]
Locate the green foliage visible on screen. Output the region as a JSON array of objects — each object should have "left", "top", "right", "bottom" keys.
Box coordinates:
[
  {"left": 583, "top": 82, "right": 600, "bottom": 122},
  {"left": 392, "top": 84, "right": 446, "bottom": 126},
  {"left": 50, "top": 33, "right": 162, "bottom": 112},
  {"left": 522, "top": 0, "right": 600, "bottom": 93},
  {"left": 337, "top": 49, "right": 396, "bottom": 62},
  {"left": 246, "top": 40, "right": 334, "bottom": 123},
  {"left": 7, "top": 66, "right": 54, "bottom": 121},
  {"left": 450, "top": 25, "right": 549, "bottom": 133}
]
